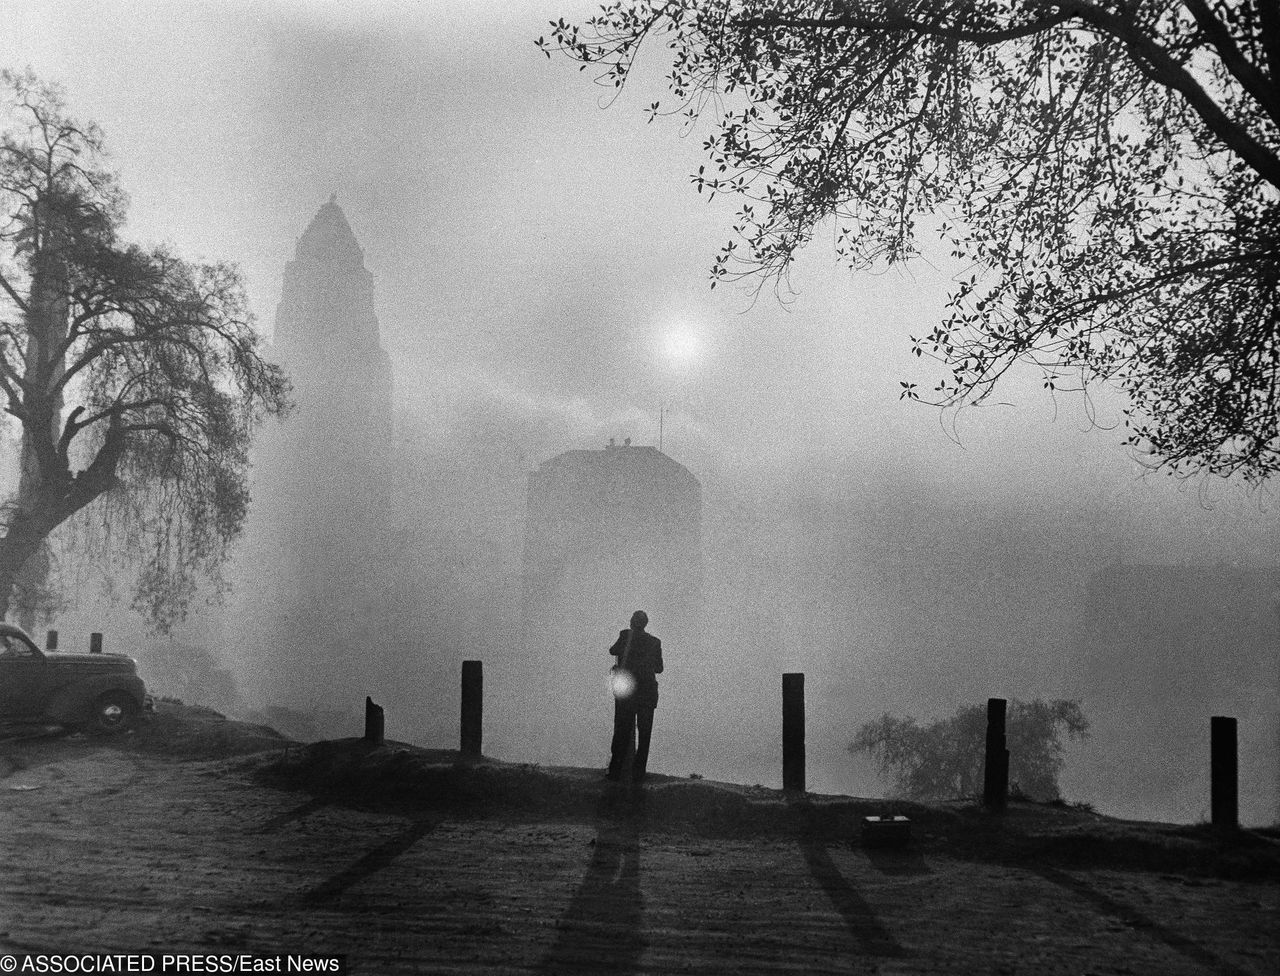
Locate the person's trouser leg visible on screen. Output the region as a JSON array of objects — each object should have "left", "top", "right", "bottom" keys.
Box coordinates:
[
  {"left": 634, "top": 706, "right": 654, "bottom": 779},
  {"left": 608, "top": 700, "right": 635, "bottom": 777}
]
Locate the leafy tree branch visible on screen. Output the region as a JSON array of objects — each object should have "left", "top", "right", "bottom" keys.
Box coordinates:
[{"left": 540, "top": 1, "right": 1280, "bottom": 481}]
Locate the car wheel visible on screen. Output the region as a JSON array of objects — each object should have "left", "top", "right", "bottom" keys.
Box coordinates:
[{"left": 87, "top": 692, "right": 138, "bottom": 735}]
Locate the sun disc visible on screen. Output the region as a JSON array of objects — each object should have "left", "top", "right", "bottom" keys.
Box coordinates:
[{"left": 661, "top": 327, "right": 703, "bottom": 365}]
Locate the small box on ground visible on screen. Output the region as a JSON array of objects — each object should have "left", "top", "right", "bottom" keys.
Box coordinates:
[{"left": 861, "top": 815, "right": 911, "bottom": 847}]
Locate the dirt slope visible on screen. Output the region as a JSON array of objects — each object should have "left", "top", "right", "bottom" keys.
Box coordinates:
[{"left": 1, "top": 703, "right": 1276, "bottom": 975}]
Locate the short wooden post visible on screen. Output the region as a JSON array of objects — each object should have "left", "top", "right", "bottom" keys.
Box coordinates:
[
  {"left": 461, "top": 660, "right": 483, "bottom": 756},
  {"left": 1210, "top": 716, "right": 1238, "bottom": 830},
  {"left": 89, "top": 632, "right": 103, "bottom": 654},
  {"left": 782, "top": 672, "right": 805, "bottom": 793},
  {"left": 45, "top": 630, "right": 58, "bottom": 650},
  {"left": 983, "top": 697, "right": 1008, "bottom": 809},
  {"left": 364, "top": 696, "right": 384, "bottom": 746}
]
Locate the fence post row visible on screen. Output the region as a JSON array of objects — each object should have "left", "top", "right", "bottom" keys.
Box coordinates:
[{"left": 52, "top": 646, "right": 1244, "bottom": 822}]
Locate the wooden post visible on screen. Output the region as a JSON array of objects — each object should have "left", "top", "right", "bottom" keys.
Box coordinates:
[
  {"left": 782, "top": 672, "right": 805, "bottom": 793},
  {"left": 364, "top": 697, "right": 385, "bottom": 746},
  {"left": 461, "top": 660, "right": 483, "bottom": 756},
  {"left": 45, "top": 630, "right": 58, "bottom": 651},
  {"left": 983, "top": 697, "right": 1008, "bottom": 810},
  {"left": 89, "top": 632, "right": 103, "bottom": 654},
  {"left": 1210, "top": 716, "right": 1238, "bottom": 830}
]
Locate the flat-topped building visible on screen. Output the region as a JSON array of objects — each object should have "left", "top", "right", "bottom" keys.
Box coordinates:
[{"left": 522, "top": 438, "right": 703, "bottom": 649}]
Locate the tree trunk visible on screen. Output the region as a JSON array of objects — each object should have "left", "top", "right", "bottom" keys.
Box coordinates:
[
  {"left": 11, "top": 544, "right": 52, "bottom": 632},
  {"left": 5, "top": 248, "right": 69, "bottom": 627},
  {"left": 0, "top": 512, "right": 52, "bottom": 624},
  {"left": 0, "top": 461, "right": 118, "bottom": 625}
]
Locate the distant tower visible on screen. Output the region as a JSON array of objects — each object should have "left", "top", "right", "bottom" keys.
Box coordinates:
[
  {"left": 274, "top": 195, "right": 393, "bottom": 455},
  {"left": 522, "top": 440, "right": 703, "bottom": 648},
  {"left": 241, "top": 198, "right": 397, "bottom": 709}
]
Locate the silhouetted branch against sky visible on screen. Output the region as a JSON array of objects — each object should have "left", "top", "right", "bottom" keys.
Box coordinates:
[
  {"left": 540, "top": 1, "right": 1280, "bottom": 483},
  {"left": 0, "top": 68, "right": 290, "bottom": 629}
]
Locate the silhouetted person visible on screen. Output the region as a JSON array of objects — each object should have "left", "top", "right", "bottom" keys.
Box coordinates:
[{"left": 606, "top": 610, "right": 663, "bottom": 783}]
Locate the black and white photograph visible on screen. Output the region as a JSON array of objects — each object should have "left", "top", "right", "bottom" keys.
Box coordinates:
[{"left": 1, "top": 1, "right": 1278, "bottom": 973}]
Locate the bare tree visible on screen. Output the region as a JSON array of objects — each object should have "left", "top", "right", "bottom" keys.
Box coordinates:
[
  {"left": 852, "top": 698, "right": 1090, "bottom": 801},
  {"left": 0, "top": 69, "right": 289, "bottom": 630},
  {"left": 540, "top": 1, "right": 1280, "bottom": 481}
]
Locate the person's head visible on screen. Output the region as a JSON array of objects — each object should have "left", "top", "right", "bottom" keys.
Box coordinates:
[{"left": 629, "top": 610, "right": 648, "bottom": 632}]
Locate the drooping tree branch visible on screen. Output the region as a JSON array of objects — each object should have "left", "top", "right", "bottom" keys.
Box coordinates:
[{"left": 0, "top": 68, "right": 290, "bottom": 626}]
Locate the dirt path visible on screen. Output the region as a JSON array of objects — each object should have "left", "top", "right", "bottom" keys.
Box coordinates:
[{"left": 1, "top": 736, "right": 1276, "bottom": 975}]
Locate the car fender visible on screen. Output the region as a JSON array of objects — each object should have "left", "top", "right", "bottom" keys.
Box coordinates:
[{"left": 45, "top": 674, "right": 146, "bottom": 724}]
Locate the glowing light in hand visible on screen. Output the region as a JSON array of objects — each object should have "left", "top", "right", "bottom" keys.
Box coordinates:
[{"left": 610, "top": 668, "right": 636, "bottom": 700}]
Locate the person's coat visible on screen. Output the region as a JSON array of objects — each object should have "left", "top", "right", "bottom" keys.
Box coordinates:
[{"left": 610, "top": 629, "right": 662, "bottom": 708}]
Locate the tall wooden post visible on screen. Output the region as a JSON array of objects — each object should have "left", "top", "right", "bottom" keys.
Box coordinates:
[
  {"left": 1210, "top": 716, "right": 1238, "bottom": 830},
  {"left": 782, "top": 672, "right": 805, "bottom": 793},
  {"left": 364, "top": 697, "right": 385, "bottom": 746},
  {"left": 89, "top": 632, "right": 103, "bottom": 654},
  {"left": 45, "top": 630, "right": 58, "bottom": 651},
  {"left": 461, "top": 660, "right": 483, "bottom": 757},
  {"left": 983, "top": 697, "right": 1008, "bottom": 810}
]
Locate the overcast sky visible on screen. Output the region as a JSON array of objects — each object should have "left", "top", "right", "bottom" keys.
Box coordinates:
[
  {"left": 7, "top": 1, "right": 1280, "bottom": 823},
  {"left": 4, "top": 0, "right": 1278, "bottom": 560}
]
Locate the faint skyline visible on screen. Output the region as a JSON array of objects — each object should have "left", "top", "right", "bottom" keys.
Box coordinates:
[
  {"left": 3, "top": 1, "right": 1277, "bottom": 574},
  {"left": 5, "top": 1, "right": 1279, "bottom": 822}
]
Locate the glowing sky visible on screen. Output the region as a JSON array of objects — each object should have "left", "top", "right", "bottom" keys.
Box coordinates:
[
  {"left": 5, "top": 0, "right": 1278, "bottom": 823},
  {"left": 3, "top": 0, "right": 1277, "bottom": 559}
]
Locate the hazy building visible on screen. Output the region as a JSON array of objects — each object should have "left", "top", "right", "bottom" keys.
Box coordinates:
[
  {"left": 523, "top": 439, "right": 702, "bottom": 636},
  {"left": 274, "top": 194, "right": 393, "bottom": 455},
  {"left": 238, "top": 198, "right": 398, "bottom": 711},
  {"left": 515, "top": 438, "right": 702, "bottom": 763}
]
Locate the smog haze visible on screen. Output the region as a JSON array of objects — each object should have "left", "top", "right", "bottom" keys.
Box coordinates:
[{"left": 4, "top": 0, "right": 1278, "bottom": 826}]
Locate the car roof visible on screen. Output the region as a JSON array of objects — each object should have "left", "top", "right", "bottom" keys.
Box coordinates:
[{"left": 0, "top": 622, "right": 36, "bottom": 640}]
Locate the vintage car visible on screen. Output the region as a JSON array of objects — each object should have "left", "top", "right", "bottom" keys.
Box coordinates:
[{"left": 0, "top": 622, "right": 147, "bottom": 733}]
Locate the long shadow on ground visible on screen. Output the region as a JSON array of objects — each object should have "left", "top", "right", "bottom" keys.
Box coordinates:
[
  {"left": 537, "top": 787, "right": 646, "bottom": 975},
  {"left": 1031, "top": 864, "right": 1254, "bottom": 976},
  {"left": 255, "top": 796, "right": 332, "bottom": 834},
  {"left": 257, "top": 739, "right": 1280, "bottom": 884},
  {"left": 792, "top": 798, "right": 908, "bottom": 961},
  {"left": 299, "top": 818, "right": 439, "bottom": 906}
]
